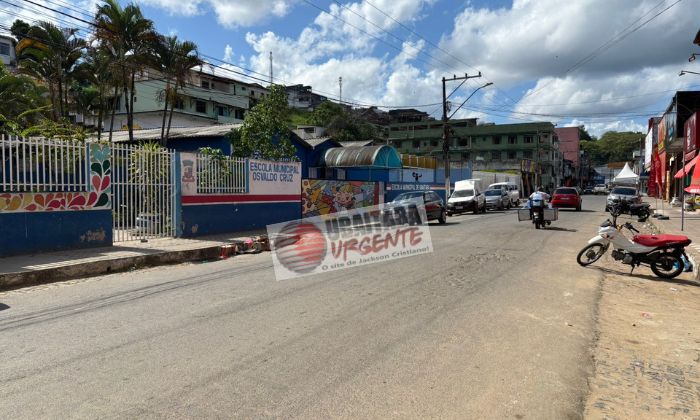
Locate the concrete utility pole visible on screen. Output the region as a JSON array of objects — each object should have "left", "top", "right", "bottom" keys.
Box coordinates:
[
  {"left": 442, "top": 72, "right": 484, "bottom": 198},
  {"left": 339, "top": 77, "right": 343, "bottom": 104},
  {"left": 269, "top": 52, "right": 273, "bottom": 84}
]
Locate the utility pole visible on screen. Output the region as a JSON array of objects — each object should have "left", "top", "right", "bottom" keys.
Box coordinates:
[
  {"left": 339, "top": 77, "right": 343, "bottom": 104},
  {"left": 269, "top": 52, "right": 273, "bottom": 84},
  {"left": 442, "top": 72, "right": 482, "bottom": 198}
]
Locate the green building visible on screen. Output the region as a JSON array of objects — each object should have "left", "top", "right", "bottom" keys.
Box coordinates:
[{"left": 384, "top": 119, "right": 563, "bottom": 190}]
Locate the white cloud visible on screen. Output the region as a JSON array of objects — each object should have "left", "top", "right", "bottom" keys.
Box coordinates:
[
  {"left": 139, "top": 0, "right": 203, "bottom": 17},
  {"left": 223, "top": 44, "right": 233, "bottom": 63}
]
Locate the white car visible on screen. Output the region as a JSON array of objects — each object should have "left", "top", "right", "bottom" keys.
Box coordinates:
[
  {"left": 488, "top": 182, "right": 520, "bottom": 206},
  {"left": 593, "top": 184, "right": 608, "bottom": 195}
]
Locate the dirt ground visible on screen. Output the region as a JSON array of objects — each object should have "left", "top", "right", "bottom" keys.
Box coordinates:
[{"left": 584, "top": 248, "right": 700, "bottom": 418}]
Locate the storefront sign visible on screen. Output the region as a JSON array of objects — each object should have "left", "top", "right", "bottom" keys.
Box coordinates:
[
  {"left": 658, "top": 118, "right": 666, "bottom": 153},
  {"left": 686, "top": 112, "right": 699, "bottom": 154},
  {"left": 644, "top": 130, "right": 653, "bottom": 169}
]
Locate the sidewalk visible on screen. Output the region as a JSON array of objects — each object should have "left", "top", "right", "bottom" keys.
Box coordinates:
[
  {"left": 0, "top": 230, "right": 268, "bottom": 291},
  {"left": 646, "top": 198, "right": 700, "bottom": 281},
  {"left": 583, "top": 201, "right": 700, "bottom": 418}
]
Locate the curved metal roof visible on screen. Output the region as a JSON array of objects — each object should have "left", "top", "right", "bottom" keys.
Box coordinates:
[{"left": 320, "top": 145, "right": 402, "bottom": 168}]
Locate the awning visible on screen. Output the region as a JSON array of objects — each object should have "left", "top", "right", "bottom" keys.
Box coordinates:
[{"left": 674, "top": 155, "right": 699, "bottom": 179}]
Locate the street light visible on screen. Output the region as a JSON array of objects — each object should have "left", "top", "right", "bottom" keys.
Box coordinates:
[
  {"left": 448, "top": 82, "right": 494, "bottom": 119},
  {"left": 441, "top": 74, "right": 491, "bottom": 198},
  {"left": 679, "top": 70, "right": 700, "bottom": 76}
]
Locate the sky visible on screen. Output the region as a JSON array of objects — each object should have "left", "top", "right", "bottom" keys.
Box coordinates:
[{"left": 2, "top": 0, "right": 700, "bottom": 136}]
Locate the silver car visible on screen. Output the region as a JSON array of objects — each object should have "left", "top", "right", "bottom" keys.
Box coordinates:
[
  {"left": 484, "top": 189, "right": 510, "bottom": 210},
  {"left": 605, "top": 186, "right": 640, "bottom": 211}
]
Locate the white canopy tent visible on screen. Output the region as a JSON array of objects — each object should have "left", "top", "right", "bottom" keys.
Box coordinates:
[{"left": 613, "top": 163, "right": 639, "bottom": 185}]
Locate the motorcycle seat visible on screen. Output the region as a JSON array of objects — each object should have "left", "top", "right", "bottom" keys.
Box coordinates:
[
  {"left": 632, "top": 234, "right": 691, "bottom": 247},
  {"left": 629, "top": 203, "right": 649, "bottom": 209}
]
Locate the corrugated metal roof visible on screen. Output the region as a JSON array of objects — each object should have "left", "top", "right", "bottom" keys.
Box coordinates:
[
  {"left": 304, "top": 137, "right": 338, "bottom": 148},
  {"left": 339, "top": 140, "right": 374, "bottom": 147},
  {"left": 321, "top": 145, "right": 402, "bottom": 168},
  {"left": 100, "top": 124, "right": 241, "bottom": 142}
]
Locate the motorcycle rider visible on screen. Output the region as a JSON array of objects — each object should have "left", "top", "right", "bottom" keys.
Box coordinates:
[{"left": 528, "top": 187, "right": 551, "bottom": 225}]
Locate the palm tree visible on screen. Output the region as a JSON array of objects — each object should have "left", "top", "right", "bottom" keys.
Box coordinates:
[
  {"left": 15, "top": 21, "right": 85, "bottom": 120},
  {"left": 152, "top": 35, "right": 202, "bottom": 145},
  {"left": 75, "top": 46, "right": 120, "bottom": 140},
  {"left": 94, "top": 0, "right": 157, "bottom": 142}
]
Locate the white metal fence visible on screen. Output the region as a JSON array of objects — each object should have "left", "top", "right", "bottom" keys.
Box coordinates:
[
  {"left": 196, "top": 154, "right": 247, "bottom": 194},
  {"left": 0, "top": 135, "right": 88, "bottom": 192},
  {"left": 112, "top": 143, "right": 176, "bottom": 242}
]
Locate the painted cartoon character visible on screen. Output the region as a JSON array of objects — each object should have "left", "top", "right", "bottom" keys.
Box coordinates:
[{"left": 332, "top": 184, "right": 356, "bottom": 211}]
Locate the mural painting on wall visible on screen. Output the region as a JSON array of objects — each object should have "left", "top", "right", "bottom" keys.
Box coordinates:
[
  {"left": 0, "top": 143, "right": 111, "bottom": 213},
  {"left": 301, "top": 179, "right": 378, "bottom": 217}
]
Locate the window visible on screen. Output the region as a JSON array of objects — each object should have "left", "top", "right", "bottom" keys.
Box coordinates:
[
  {"left": 491, "top": 151, "right": 501, "bottom": 160},
  {"left": 492, "top": 135, "right": 501, "bottom": 145},
  {"left": 234, "top": 109, "right": 245, "bottom": 119},
  {"left": 508, "top": 151, "right": 516, "bottom": 159},
  {"left": 174, "top": 98, "right": 184, "bottom": 109},
  {"left": 412, "top": 140, "right": 420, "bottom": 148},
  {"left": 195, "top": 100, "right": 206, "bottom": 113},
  {"left": 458, "top": 138, "right": 469, "bottom": 147},
  {"left": 251, "top": 91, "right": 255, "bottom": 97},
  {"left": 0, "top": 42, "right": 10, "bottom": 56},
  {"left": 430, "top": 140, "right": 438, "bottom": 147},
  {"left": 201, "top": 80, "right": 210, "bottom": 89},
  {"left": 524, "top": 135, "right": 533, "bottom": 143},
  {"left": 523, "top": 150, "right": 533, "bottom": 158},
  {"left": 217, "top": 106, "right": 225, "bottom": 116},
  {"left": 508, "top": 135, "right": 517, "bottom": 144}
]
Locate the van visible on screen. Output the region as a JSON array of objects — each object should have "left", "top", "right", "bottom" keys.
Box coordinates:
[{"left": 488, "top": 182, "right": 520, "bottom": 206}]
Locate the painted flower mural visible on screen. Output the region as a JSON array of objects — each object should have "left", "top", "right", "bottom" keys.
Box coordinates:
[{"left": 0, "top": 143, "right": 111, "bottom": 213}]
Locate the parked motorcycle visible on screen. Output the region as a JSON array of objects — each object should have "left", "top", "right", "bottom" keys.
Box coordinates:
[
  {"left": 576, "top": 217, "right": 691, "bottom": 279},
  {"left": 607, "top": 198, "right": 651, "bottom": 222}
]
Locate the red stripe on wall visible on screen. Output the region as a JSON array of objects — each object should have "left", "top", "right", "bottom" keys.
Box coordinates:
[{"left": 183, "top": 194, "right": 301, "bottom": 204}]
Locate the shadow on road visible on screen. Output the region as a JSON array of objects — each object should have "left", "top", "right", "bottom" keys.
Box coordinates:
[
  {"left": 0, "top": 303, "right": 10, "bottom": 311},
  {"left": 592, "top": 266, "right": 700, "bottom": 287},
  {"left": 544, "top": 226, "right": 578, "bottom": 232}
]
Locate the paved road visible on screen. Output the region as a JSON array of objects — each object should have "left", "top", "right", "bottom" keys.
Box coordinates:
[{"left": 0, "top": 196, "right": 610, "bottom": 418}]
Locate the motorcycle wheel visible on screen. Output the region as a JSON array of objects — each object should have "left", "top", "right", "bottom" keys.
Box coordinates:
[
  {"left": 535, "top": 220, "right": 541, "bottom": 229},
  {"left": 638, "top": 209, "right": 650, "bottom": 222},
  {"left": 576, "top": 243, "right": 607, "bottom": 266},
  {"left": 650, "top": 254, "right": 684, "bottom": 279}
]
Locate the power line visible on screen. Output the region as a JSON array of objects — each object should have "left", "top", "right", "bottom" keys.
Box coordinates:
[{"left": 519, "top": 0, "right": 682, "bottom": 102}]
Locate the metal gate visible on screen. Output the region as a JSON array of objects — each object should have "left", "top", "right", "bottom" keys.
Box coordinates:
[{"left": 111, "top": 143, "right": 176, "bottom": 242}]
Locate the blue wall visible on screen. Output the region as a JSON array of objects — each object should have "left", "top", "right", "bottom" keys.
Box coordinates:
[
  {"left": 181, "top": 202, "right": 300, "bottom": 237},
  {"left": 0, "top": 210, "right": 112, "bottom": 257}
]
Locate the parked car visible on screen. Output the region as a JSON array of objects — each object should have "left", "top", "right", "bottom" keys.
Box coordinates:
[
  {"left": 488, "top": 182, "right": 520, "bottom": 206},
  {"left": 484, "top": 188, "right": 510, "bottom": 210},
  {"left": 583, "top": 186, "right": 594, "bottom": 195},
  {"left": 605, "top": 186, "right": 641, "bottom": 211},
  {"left": 593, "top": 184, "right": 608, "bottom": 195},
  {"left": 550, "top": 187, "right": 582, "bottom": 211},
  {"left": 447, "top": 188, "right": 486, "bottom": 215},
  {"left": 389, "top": 190, "right": 447, "bottom": 224}
]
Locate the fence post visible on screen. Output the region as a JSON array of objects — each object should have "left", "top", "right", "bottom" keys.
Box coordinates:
[
  {"left": 245, "top": 158, "right": 250, "bottom": 193},
  {"left": 173, "top": 151, "right": 183, "bottom": 237}
]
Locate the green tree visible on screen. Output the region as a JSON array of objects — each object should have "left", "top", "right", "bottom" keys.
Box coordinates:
[
  {"left": 311, "top": 101, "right": 376, "bottom": 142},
  {"left": 94, "top": 0, "right": 158, "bottom": 142},
  {"left": 10, "top": 19, "right": 31, "bottom": 42},
  {"left": 0, "top": 62, "right": 48, "bottom": 132},
  {"left": 16, "top": 21, "right": 86, "bottom": 120},
  {"left": 228, "top": 84, "right": 297, "bottom": 160},
  {"left": 580, "top": 130, "right": 643, "bottom": 165},
  {"left": 152, "top": 35, "right": 202, "bottom": 145}
]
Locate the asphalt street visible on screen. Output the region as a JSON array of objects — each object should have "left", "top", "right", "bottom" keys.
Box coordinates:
[{"left": 0, "top": 196, "right": 612, "bottom": 419}]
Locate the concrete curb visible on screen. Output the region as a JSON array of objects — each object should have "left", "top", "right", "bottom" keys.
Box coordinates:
[
  {"left": 647, "top": 218, "right": 699, "bottom": 281},
  {"left": 0, "top": 238, "right": 270, "bottom": 292}
]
